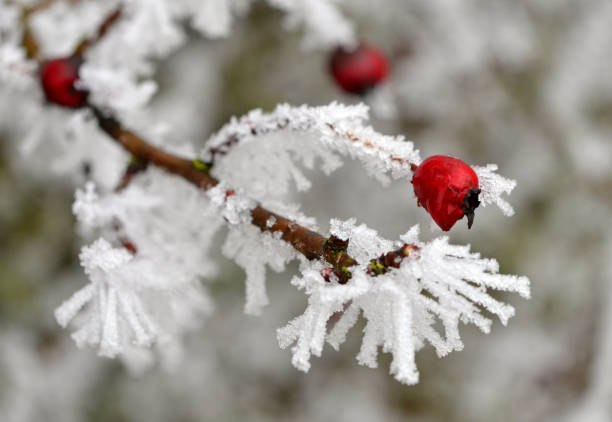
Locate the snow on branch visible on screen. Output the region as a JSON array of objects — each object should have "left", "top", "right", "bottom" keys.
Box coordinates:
[
  {"left": 278, "top": 222, "right": 530, "bottom": 385},
  {"left": 203, "top": 102, "right": 421, "bottom": 194}
]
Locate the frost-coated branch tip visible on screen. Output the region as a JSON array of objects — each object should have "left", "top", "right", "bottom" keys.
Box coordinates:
[{"left": 279, "top": 220, "right": 530, "bottom": 385}]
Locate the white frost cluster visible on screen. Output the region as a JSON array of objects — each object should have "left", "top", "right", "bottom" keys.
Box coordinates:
[
  {"left": 205, "top": 182, "right": 256, "bottom": 225},
  {"left": 278, "top": 221, "right": 530, "bottom": 385},
  {"left": 474, "top": 164, "right": 517, "bottom": 216},
  {"left": 205, "top": 102, "right": 421, "bottom": 190},
  {"left": 56, "top": 169, "right": 222, "bottom": 369},
  {"left": 223, "top": 224, "right": 297, "bottom": 315}
]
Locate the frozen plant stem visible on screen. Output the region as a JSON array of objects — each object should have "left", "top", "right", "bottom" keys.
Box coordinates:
[{"left": 89, "top": 106, "right": 367, "bottom": 281}]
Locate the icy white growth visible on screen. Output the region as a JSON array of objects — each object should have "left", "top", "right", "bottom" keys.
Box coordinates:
[
  {"left": 223, "top": 224, "right": 297, "bottom": 315},
  {"left": 72, "top": 181, "right": 159, "bottom": 235},
  {"left": 212, "top": 130, "right": 343, "bottom": 201},
  {"left": 474, "top": 164, "right": 517, "bottom": 216},
  {"left": 18, "top": 109, "right": 127, "bottom": 191},
  {"left": 205, "top": 182, "right": 256, "bottom": 225},
  {"left": 56, "top": 168, "right": 223, "bottom": 367},
  {"left": 79, "top": 64, "right": 158, "bottom": 112},
  {"left": 204, "top": 103, "right": 421, "bottom": 191},
  {"left": 55, "top": 238, "right": 213, "bottom": 364},
  {"left": 278, "top": 221, "right": 530, "bottom": 385},
  {"left": 267, "top": 0, "right": 355, "bottom": 50}
]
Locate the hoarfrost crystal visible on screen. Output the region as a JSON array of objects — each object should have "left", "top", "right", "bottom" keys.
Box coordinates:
[{"left": 278, "top": 221, "right": 530, "bottom": 385}]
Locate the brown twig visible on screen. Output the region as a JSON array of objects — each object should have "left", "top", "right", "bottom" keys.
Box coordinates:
[
  {"left": 366, "top": 244, "right": 421, "bottom": 276},
  {"left": 115, "top": 155, "right": 148, "bottom": 192},
  {"left": 89, "top": 106, "right": 418, "bottom": 282},
  {"left": 90, "top": 107, "right": 354, "bottom": 268}
]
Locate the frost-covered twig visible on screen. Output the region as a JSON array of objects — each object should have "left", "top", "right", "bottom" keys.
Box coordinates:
[
  {"left": 203, "top": 103, "right": 421, "bottom": 185},
  {"left": 88, "top": 106, "right": 483, "bottom": 284},
  {"left": 89, "top": 105, "right": 358, "bottom": 276},
  {"left": 278, "top": 222, "right": 530, "bottom": 385}
]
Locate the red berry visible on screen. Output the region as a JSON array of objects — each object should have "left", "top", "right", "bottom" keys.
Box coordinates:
[
  {"left": 40, "top": 57, "right": 88, "bottom": 108},
  {"left": 329, "top": 43, "right": 389, "bottom": 95},
  {"left": 411, "top": 155, "right": 481, "bottom": 231}
]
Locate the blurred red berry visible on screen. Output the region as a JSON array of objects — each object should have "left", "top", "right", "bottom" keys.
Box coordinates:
[
  {"left": 329, "top": 43, "right": 389, "bottom": 95},
  {"left": 411, "top": 155, "right": 480, "bottom": 231},
  {"left": 40, "top": 57, "right": 88, "bottom": 108}
]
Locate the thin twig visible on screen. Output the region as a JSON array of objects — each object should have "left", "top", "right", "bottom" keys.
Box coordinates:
[{"left": 89, "top": 106, "right": 417, "bottom": 281}]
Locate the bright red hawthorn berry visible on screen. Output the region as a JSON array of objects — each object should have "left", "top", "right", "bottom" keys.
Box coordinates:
[
  {"left": 411, "top": 155, "right": 481, "bottom": 231},
  {"left": 39, "top": 57, "right": 88, "bottom": 108},
  {"left": 329, "top": 43, "right": 389, "bottom": 95}
]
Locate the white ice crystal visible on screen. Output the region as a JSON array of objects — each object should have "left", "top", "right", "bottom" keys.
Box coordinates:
[
  {"left": 79, "top": 64, "right": 158, "bottom": 112},
  {"left": 474, "top": 164, "right": 517, "bottom": 216},
  {"left": 223, "top": 224, "right": 297, "bottom": 315},
  {"left": 204, "top": 102, "right": 421, "bottom": 192},
  {"left": 278, "top": 220, "right": 530, "bottom": 384},
  {"left": 205, "top": 182, "right": 256, "bottom": 225},
  {"left": 56, "top": 168, "right": 224, "bottom": 367},
  {"left": 55, "top": 238, "right": 213, "bottom": 366}
]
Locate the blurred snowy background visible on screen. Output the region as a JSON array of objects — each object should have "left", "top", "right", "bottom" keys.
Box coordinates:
[{"left": 1, "top": 0, "right": 612, "bottom": 421}]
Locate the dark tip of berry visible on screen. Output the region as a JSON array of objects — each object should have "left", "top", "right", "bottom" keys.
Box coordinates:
[{"left": 461, "top": 188, "right": 481, "bottom": 229}]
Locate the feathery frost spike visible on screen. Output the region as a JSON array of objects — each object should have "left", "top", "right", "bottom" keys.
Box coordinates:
[
  {"left": 278, "top": 219, "right": 530, "bottom": 385},
  {"left": 222, "top": 224, "right": 297, "bottom": 315},
  {"left": 473, "top": 164, "right": 517, "bottom": 216},
  {"left": 204, "top": 102, "right": 421, "bottom": 191}
]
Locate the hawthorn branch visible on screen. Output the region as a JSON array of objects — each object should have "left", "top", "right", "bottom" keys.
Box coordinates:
[
  {"left": 89, "top": 106, "right": 419, "bottom": 282},
  {"left": 204, "top": 118, "right": 420, "bottom": 171},
  {"left": 89, "top": 106, "right": 362, "bottom": 277}
]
